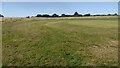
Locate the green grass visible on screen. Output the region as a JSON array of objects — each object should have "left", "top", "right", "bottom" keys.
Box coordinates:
[{"left": 2, "top": 16, "right": 118, "bottom": 66}]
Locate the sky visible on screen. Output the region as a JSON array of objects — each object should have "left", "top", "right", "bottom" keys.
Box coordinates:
[
  {"left": 1, "top": 2, "right": 118, "bottom": 17},
  {"left": 1, "top": 0, "right": 119, "bottom": 2}
]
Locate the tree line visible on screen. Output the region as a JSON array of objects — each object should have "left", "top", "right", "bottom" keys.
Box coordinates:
[
  {"left": 35, "top": 12, "right": 118, "bottom": 17},
  {"left": 36, "top": 12, "right": 91, "bottom": 17},
  {"left": 0, "top": 12, "right": 118, "bottom": 18}
]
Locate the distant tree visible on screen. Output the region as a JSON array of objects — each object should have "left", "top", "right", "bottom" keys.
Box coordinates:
[
  {"left": 107, "top": 14, "right": 111, "bottom": 16},
  {"left": 31, "top": 16, "right": 34, "bottom": 18},
  {"left": 52, "top": 14, "right": 59, "bottom": 17},
  {"left": 78, "top": 14, "right": 83, "bottom": 16},
  {"left": 84, "top": 14, "right": 91, "bottom": 16},
  {"left": 26, "top": 16, "right": 30, "bottom": 18},
  {"left": 36, "top": 14, "right": 42, "bottom": 17},
  {"left": 114, "top": 13, "right": 117, "bottom": 16},
  {"left": 94, "top": 14, "right": 101, "bottom": 16},
  {"left": 61, "top": 14, "right": 66, "bottom": 17},
  {"left": 61, "top": 14, "right": 72, "bottom": 17},
  {"left": 0, "top": 14, "right": 4, "bottom": 17},
  {"left": 42, "top": 14, "right": 50, "bottom": 17},
  {"left": 74, "top": 12, "right": 79, "bottom": 16}
]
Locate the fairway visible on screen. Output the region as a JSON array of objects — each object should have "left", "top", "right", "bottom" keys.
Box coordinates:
[{"left": 2, "top": 16, "right": 118, "bottom": 66}]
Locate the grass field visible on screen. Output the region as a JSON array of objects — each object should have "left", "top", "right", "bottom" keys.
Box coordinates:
[{"left": 2, "top": 16, "right": 118, "bottom": 66}]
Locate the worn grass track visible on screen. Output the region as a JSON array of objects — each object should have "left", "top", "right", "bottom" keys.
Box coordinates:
[{"left": 2, "top": 16, "right": 118, "bottom": 66}]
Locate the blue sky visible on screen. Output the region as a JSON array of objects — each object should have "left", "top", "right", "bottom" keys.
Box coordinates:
[{"left": 1, "top": 2, "right": 118, "bottom": 17}]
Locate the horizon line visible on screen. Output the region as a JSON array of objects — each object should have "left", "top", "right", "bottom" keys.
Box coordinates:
[{"left": 2, "top": 13, "right": 118, "bottom": 17}]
